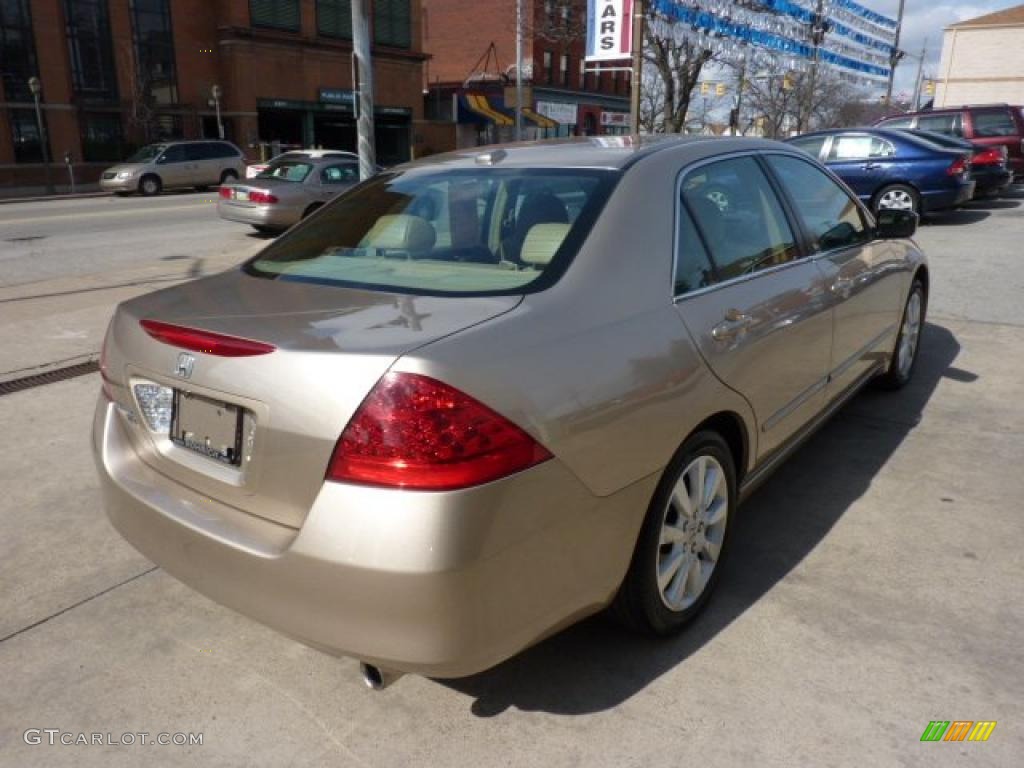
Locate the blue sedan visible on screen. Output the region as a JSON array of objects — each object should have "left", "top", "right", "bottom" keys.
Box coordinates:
[{"left": 786, "top": 128, "right": 975, "bottom": 216}]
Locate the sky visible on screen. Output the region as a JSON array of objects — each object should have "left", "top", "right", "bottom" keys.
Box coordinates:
[{"left": 859, "top": 0, "right": 1024, "bottom": 97}]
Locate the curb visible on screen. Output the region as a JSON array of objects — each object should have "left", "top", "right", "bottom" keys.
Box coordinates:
[{"left": 0, "top": 191, "right": 111, "bottom": 205}]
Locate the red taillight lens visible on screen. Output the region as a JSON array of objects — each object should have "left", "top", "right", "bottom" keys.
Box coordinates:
[
  {"left": 947, "top": 157, "right": 969, "bottom": 176},
  {"left": 140, "top": 319, "right": 276, "bottom": 357},
  {"left": 218, "top": 186, "right": 231, "bottom": 198},
  {"left": 972, "top": 148, "right": 1004, "bottom": 166},
  {"left": 327, "top": 372, "right": 553, "bottom": 491},
  {"left": 249, "top": 190, "right": 279, "bottom": 205}
]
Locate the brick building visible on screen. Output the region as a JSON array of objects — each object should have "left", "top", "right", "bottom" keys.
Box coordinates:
[
  {"left": 421, "top": 0, "right": 631, "bottom": 147},
  {"left": 0, "top": 0, "right": 427, "bottom": 191}
]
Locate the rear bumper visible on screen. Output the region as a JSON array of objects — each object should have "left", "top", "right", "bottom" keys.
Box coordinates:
[
  {"left": 92, "top": 397, "right": 652, "bottom": 678},
  {"left": 217, "top": 200, "right": 298, "bottom": 230},
  {"left": 971, "top": 167, "right": 1013, "bottom": 196},
  {"left": 920, "top": 180, "right": 975, "bottom": 212}
]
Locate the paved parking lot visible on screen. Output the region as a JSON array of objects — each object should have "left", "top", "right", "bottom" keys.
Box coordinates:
[{"left": 1, "top": 190, "right": 1022, "bottom": 767}]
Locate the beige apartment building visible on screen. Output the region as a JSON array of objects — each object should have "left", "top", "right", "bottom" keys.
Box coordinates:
[{"left": 936, "top": 4, "right": 1024, "bottom": 106}]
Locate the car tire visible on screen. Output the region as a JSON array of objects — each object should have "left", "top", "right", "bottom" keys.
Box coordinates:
[
  {"left": 138, "top": 175, "right": 162, "bottom": 197},
  {"left": 612, "top": 430, "right": 736, "bottom": 635},
  {"left": 220, "top": 170, "right": 238, "bottom": 186},
  {"left": 876, "top": 277, "right": 926, "bottom": 390},
  {"left": 874, "top": 184, "right": 919, "bottom": 216},
  {"left": 252, "top": 225, "right": 278, "bottom": 235}
]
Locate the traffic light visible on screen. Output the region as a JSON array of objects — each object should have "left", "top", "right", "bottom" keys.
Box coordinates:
[
  {"left": 716, "top": 83, "right": 726, "bottom": 97},
  {"left": 925, "top": 80, "right": 935, "bottom": 95},
  {"left": 700, "top": 82, "right": 710, "bottom": 96},
  {"left": 782, "top": 74, "right": 794, "bottom": 91}
]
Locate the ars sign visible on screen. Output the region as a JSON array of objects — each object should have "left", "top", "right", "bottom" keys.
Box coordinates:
[{"left": 585, "top": 0, "right": 633, "bottom": 62}]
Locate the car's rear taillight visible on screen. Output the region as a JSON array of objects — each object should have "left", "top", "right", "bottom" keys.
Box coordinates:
[
  {"left": 326, "top": 372, "right": 553, "bottom": 491},
  {"left": 972, "top": 148, "right": 1005, "bottom": 166},
  {"left": 218, "top": 186, "right": 232, "bottom": 198},
  {"left": 947, "top": 157, "right": 969, "bottom": 176},
  {"left": 249, "top": 190, "right": 279, "bottom": 205},
  {"left": 140, "top": 319, "right": 276, "bottom": 357}
]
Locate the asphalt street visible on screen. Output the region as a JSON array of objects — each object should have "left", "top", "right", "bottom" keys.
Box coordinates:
[{"left": 0, "top": 190, "right": 1022, "bottom": 767}]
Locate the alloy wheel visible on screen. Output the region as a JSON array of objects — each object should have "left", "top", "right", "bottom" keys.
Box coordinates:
[
  {"left": 656, "top": 455, "right": 729, "bottom": 612},
  {"left": 878, "top": 189, "right": 914, "bottom": 211},
  {"left": 897, "top": 290, "right": 923, "bottom": 378}
]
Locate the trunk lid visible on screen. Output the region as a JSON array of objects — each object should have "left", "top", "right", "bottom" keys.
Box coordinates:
[{"left": 106, "top": 268, "right": 521, "bottom": 527}]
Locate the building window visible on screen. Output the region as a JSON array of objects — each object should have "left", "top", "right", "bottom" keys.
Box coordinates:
[
  {"left": 317, "top": 0, "right": 352, "bottom": 38},
  {"left": 0, "top": 0, "right": 39, "bottom": 102},
  {"left": 543, "top": 51, "right": 553, "bottom": 84},
  {"left": 9, "top": 109, "right": 50, "bottom": 163},
  {"left": 560, "top": 54, "right": 569, "bottom": 87},
  {"left": 250, "top": 0, "right": 301, "bottom": 31},
  {"left": 131, "top": 0, "right": 178, "bottom": 106},
  {"left": 373, "top": 0, "right": 411, "bottom": 48},
  {"left": 80, "top": 112, "right": 124, "bottom": 161},
  {"left": 64, "top": 0, "right": 118, "bottom": 101},
  {"left": 611, "top": 70, "right": 619, "bottom": 93}
]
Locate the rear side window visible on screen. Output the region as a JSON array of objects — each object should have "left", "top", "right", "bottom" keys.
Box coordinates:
[
  {"left": 246, "top": 168, "right": 618, "bottom": 296},
  {"left": 971, "top": 110, "right": 1017, "bottom": 137},
  {"left": 674, "top": 204, "right": 715, "bottom": 297},
  {"left": 826, "top": 135, "right": 894, "bottom": 160},
  {"left": 321, "top": 163, "right": 359, "bottom": 184},
  {"left": 766, "top": 155, "right": 868, "bottom": 253},
  {"left": 917, "top": 113, "right": 963, "bottom": 137},
  {"left": 681, "top": 156, "right": 798, "bottom": 282}
]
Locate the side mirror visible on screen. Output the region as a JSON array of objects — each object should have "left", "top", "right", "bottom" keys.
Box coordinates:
[
  {"left": 876, "top": 209, "right": 918, "bottom": 239},
  {"left": 156, "top": 154, "right": 168, "bottom": 164}
]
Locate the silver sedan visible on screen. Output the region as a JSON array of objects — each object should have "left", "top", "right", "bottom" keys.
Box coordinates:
[
  {"left": 95, "top": 136, "right": 927, "bottom": 684},
  {"left": 218, "top": 156, "right": 361, "bottom": 233}
]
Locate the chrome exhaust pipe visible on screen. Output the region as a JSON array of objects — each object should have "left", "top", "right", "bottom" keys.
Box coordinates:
[{"left": 359, "top": 662, "right": 402, "bottom": 691}]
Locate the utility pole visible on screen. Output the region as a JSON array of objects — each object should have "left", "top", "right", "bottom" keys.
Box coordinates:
[
  {"left": 798, "top": 0, "right": 827, "bottom": 134},
  {"left": 629, "top": 0, "right": 645, "bottom": 134},
  {"left": 515, "top": 0, "right": 523, "bottom": 141},
  {"left": 351, "top": 0, "right": 376, "bottom": 179},
  {"left": 911, "top": 38, "right": 928, "bottom": 109},
  {"left": 884, "top": 0, "right": 906, "bottom": 104}
]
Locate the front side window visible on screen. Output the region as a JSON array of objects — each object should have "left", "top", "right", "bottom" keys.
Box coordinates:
[
  {"left": 681, "top": 157, "right": 798, "bottom": 282},
  {"left": 971, "top": 109, "right": 1017, "bottom": 137},
  {"left": 126, "top": 143, "right": 165, "bottom": 162},
  {"left": 247, "top": 169, "right": 618, "bottom": 295},
  {"left": 766, "top": 154, "right": 868, "bottom": 253},
  {"left": 159, "top": 144, "right": 187, "bottom": 163},
  {"left": 916, "top": 112, "right": 962, "bottom": 137},
  {"left": 789, "top": 135, "right": 827, "bottom": 159},
  {"left": 250, "top": 0, "right": 300, "bottom": 31}
]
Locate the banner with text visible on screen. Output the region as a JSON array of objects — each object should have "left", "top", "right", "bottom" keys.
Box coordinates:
[{"left": 586, "top": 0, "right": 633, "bottom": 61}]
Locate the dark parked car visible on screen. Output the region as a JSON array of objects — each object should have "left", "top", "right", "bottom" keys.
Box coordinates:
[
  {"left": 787, "top": 128, "right": 974, "bottom": 216},
  {"left": 875, "top": 104, "right": 1024, "bottom": 180},
  {"left": 900, "top": 129, "right": 1012, "bottom": 199}
]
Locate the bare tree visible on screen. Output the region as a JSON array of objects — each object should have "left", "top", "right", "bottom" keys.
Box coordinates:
[
  {"left": 740, "top": 69, "right": 865, "bottom": 137},
  {"left": 119, "top": 39, "right": 161, "bottom": 144},
  {"left": 643, "top": 12, "right": 715, "bottom": 133}
]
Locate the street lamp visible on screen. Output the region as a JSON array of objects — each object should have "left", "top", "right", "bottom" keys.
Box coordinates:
[
  {"left": 27, "top": 76, "right": 55, "bottom": 195},
  {"left": 211, "top": 84, "right": 224, "bottom": 139}
]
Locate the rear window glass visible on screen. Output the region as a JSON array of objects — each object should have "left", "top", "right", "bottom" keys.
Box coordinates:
[
  {"left": 257, "top": 161, "right": 313, "bottom": 182},
  {"left": 246, "top": 168, "right": 618, "bottom": 295},
  {"left": 972, "top": 110, "right": 1017, "bottom": 137}
]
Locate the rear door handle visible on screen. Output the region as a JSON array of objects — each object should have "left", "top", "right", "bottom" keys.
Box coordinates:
[{"left": 711, "top": 310, "right": 755, "bottom": 341}]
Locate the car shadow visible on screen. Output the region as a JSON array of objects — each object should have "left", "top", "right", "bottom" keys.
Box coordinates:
[
  {"left": 439, "top": 321, "right": 964, "bottom": 717},
  {"left": 966, "top": 199, "right": 1021, "bottom": 210},
  {"left": 924, "top": 209, "right": 990, "bottom": 226}
]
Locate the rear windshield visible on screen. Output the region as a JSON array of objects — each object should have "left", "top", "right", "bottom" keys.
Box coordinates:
[
  {"left": 126, "top": 144, "right": 165, "bottom": 162},
  {"left": 245, "top": 168, "right": 618, "bottom": 296},
  {"left": 257, "top": 161, "right": 313, "bottom": 182}
]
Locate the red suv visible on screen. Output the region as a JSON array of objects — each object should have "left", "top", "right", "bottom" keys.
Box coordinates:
[{"left": 876, "top": 104, "right": 1024, "bottom": 180}]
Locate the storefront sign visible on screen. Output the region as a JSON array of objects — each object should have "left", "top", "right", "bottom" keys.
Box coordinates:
[
  {"left": 586, "top": 0, "right": 633, "bottom": 62},
  {"left": 601, "top": 111, "right": 629, "bottom": 126},
  {"left": 536, "top": 101, "right": 578, "bottom": 125},
  {"left": 319, "top": 88, "right": 356, "bottom": 105}
]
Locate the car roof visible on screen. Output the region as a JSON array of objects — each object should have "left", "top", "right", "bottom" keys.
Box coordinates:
[{"left": 395, "top": 135, "right": 787, "bottom": 172}]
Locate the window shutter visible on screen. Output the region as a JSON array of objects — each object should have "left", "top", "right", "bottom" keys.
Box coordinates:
[
  {"left": 317, "top": 0, "right": 352, "bottom": 39},
  {"left": 250, "top": 0, "right": 300, "bottom": 31}
]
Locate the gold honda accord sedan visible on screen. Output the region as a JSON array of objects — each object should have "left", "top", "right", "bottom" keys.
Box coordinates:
[{"left": 93, "top": 137, "right": 927, "bottom": 685}]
